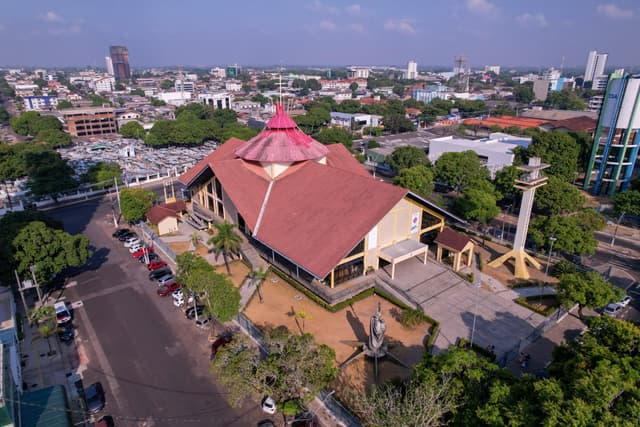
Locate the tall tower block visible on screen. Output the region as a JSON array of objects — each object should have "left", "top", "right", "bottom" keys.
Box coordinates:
[{"left": 488, "top": 157, "right": 548, "bottom": 279}]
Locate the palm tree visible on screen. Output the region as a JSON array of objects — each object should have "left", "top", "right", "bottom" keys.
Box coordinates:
[
  {"left": 207, "top": 221, "right": 243, "bottom": 274},
  {"left": 189, "top": 231, "right": 201, "bottom": 252},
  {"left": 294, "top": 307, "right": 311, "bottom": 335},
  {"left": 251, "top": 266, "right": 268, "bottom": 304},
  {"left": 29, "top": 306, "right": 59, "bottom": 356}
]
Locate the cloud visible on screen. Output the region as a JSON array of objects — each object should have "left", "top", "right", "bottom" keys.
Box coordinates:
[
  {"left": 466, "top": 0, "right": 497, "bottom": 16},
  {"left": 384, "top": 19, "right": 416, "bottom": 35},
  {"left": 516, "top": 13, "right": 548, "bottom": 27},
  {"left": 348, "top": 23, "right": 365, "bottom": 32},
  {"left": 39, "top": 11, "right": 63, "bottom": 23},
  {"left": 346, "top": 4, "right": 361, "bottom": 15},
  {"left": 309, "top": 0, "right": 338, "bottom": 14},
  {"left": 318, "top": 20, "right": 336, "bottom": 31},
  {"left": 596, "top": 3, "right": 633, "bottom": 19}
]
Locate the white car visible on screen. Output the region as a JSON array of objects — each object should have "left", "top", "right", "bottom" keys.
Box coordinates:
[
  {"left": 618, "top": 296, "right": 632, "bottom": 308},
  {"left": 54, "top": 301, "right": 72, "bottom": 325},
  {"left": 124, "top": 238, "right": 141, "bottom": 248},
  {"left": 261, "top": 397, "right": 276, "bottom": 415},
  {"left": 128, "top": 244, "right": 145, "bottom": 253},
  {"left": 603, "top": 303, "right": 622, "bottom": 317}
]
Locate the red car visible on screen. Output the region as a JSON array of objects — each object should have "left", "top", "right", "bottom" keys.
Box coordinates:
[
  {"left": 147, "top": 260, "right": 167, "bottom": 271},
  {"left": 157, "top": 282, "right": 181, "bottom": 296},
  {"left": 210, "top": 334, "right": 232, "bottom": 359},
  {"left": 131, "top": 247, "right": 154, "bottom": 258}
]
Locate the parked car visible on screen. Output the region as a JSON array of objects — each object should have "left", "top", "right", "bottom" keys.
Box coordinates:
[
  {"left": 58, "top": 322, "right": 74, "bottom": 344},
  {"left": 149, "top": 268, "right": 172, "bottom": 280},
  {"left": 147, "top": 260, "right": 168, "bottom": 271},
  {"left": 603, "top": 303, "right": 622, "bottom": 317},
  {"left": 195, "top": 316, "right": 212, "bottom": 329},
  {"left": 157, "top": 282, "right": 181, "bottom": 296},
  {"left": 138, "top": 253, "right": 160, "bottom": 264},
  {"left": 618, "top": 295, "right": 632, "bottom": 308},
  {"left": 261, "top": 397, "right": 277, "bottom": 415},
  {"left": 54, "top": 301, "right": 72, "bottom": 325},
  {"left": 124, "top": 238, "right": 141, "bottom": 248},
  {"left": 210, "top": 335, "right": 232, "bottom": 359},
  {"left": 128, "top": 243, "right": 145, "bottom": 253},
  {"left": 112, "top": 228, "right": 130, "bottom": 238},
  {"left": 628, "top": 283, "right": 640, "bottom": 298},
  {"left": 185, "top": 304, "right": 205, "bottom": 319},
  {"left": 131, "top": 247, "right": 154, "bottom": 258},
  {"left": 95, "top": 416, "right": 115, "bottom": 427},
  {"left": 84, "top": 382, "right": 106, "bottom": 414},
  {"left": 157, "top": 274, "right": 176, "bottom": 285},
  {"left": 118, "top": 232, "right": 137, "bottom": 242}
]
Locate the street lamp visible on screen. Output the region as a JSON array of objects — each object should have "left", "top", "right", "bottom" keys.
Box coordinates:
[
  {"left": 610, "top": 213, "right": 625, "bottom": 247},
  {"left": 469, "top": 277, "right": 482, "bottom": 348}
]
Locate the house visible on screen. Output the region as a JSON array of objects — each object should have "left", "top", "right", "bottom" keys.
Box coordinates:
[
  {"left": 146, "top": 201, "right": 187, "bottom": 236},
  {"left": 179, "top": 104, "right": 463, "bottom": 301}
]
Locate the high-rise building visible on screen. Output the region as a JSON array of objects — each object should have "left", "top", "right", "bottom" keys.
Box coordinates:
[
  {"left": 109, "top": 46, "right": 131, "bottom": 81},
  {"left": 348, "top": 67, "right": 370, "bottom": 79},
  {"left": 584, "top": 73, "right": 640, "bottom": 196},
  {"left": 406, "top": 61, "right": 417, "bottom": 80},
  {"left": 584, "top": 50, "right": 608, "bottom": 83},
  {"left": 105, "top": 56, "right": 114, "bottom": 76}
]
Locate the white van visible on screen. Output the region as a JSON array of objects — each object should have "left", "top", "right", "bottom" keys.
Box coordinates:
[{"left": 54, "top": 301, "right": 72, "bottom": 324}]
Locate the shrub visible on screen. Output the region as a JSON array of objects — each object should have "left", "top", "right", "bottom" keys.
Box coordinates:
[
  {"left": 551, "top": 260, "right": 578, "bottom": 278},
  {"left": 400, "top": 307, "right": 429, "bottom": 328}
]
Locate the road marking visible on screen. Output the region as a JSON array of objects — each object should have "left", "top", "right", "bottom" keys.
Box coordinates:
[{"left": 76, "top": 283, "right": 136, "bottom": 303}]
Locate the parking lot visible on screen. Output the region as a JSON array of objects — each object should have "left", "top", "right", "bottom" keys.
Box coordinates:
[{"left": 49, "top": 199, "right": 267, "bottom": 426}]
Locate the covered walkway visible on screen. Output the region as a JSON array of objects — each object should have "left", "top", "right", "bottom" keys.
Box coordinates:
[{"left": 379, "top": 239, "right": 429, "bottom": 279}]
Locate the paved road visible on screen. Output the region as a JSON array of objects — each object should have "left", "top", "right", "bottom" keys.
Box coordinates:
[{"left": 50, "top": 198, "right": 267, "bottom": 427}]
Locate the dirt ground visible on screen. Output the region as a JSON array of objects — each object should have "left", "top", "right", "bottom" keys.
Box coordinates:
[
  {"left": 215, "top": 260, "right": 250, "bottom": 287},
  {"left": 244, "top": 273, "right": 431, "bottom": 392},
  {"left": 167, "top": 241, "right": 209, "bottom": 256},
  {"left": 474, "top": 239, "right": 559, "bottom": 286}
]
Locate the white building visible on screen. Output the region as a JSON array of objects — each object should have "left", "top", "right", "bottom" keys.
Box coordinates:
[
  {"left": 484, "top": 65, "right": 501, "bottom": 75},
  {"left": 158, "top": 91, "right": 192, "bottom": 106},
  {"left": 174, "top": 79, "right": 195, "bottom": 92},
  {"left": 211, "top": 67, "right": 227, "bottom": 79},
  {"left": 429, "top": 133, "right": 531, "bottom": 178},
  {"left": 13, "top": 84, "right": 39, "bottom": 97},
  {"left": 232, "top": 100, "right": 261, "bottom": 111},
  {"left": 348, "top": 67, "right": 371, "bottom": 79},
  {"left": 406, "top": 61, "right": 418, "bottom": 80},
  {"left": 23, "top": 95, "right": 59, "bottom": 111},
  {"left": 105, "top": 56, "right": 114, "bottom": 76},
  {"left": 92, "top": 76, "right": 115, "bottom": 93},
  {"left": 592, "top": 75, "right": 609, "bottom": 91},
  {"left": 584, "top": 50, "right": 608, "bottom": 82},
  {"left": 588, "top": 95, "right": 604, "bottom": 113},
  {"left": 198, "top": 92, "right": 231, "bottom": 109},
  {"left": 225, "top": 81, "right": 242, "bottom": 92}
]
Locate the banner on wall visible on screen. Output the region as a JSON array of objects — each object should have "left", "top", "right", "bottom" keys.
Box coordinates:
[
  {"left": 410, "top": 212, "right": 420, "bottom": 234},
  {"left": 367, "top": 226, "right": 378, "bottom": 250}
]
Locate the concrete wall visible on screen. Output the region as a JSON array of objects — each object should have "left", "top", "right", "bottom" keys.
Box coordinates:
[{"left": 157, "top": 217, "right": 178, "bottom": 236}]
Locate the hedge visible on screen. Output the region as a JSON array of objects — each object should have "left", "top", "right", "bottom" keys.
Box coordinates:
[{"left": 514, "top": 295, "right": 560, "bottom": 316}]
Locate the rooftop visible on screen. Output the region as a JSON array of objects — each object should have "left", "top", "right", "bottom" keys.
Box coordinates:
[
  {"left": 434, "top": 227, "right": 472, "bottom": 252},
  {"left": 463, "top": 115, "right": 548, "bottom": 129}
]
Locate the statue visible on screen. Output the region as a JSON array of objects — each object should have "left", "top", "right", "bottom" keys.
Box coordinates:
[{"left": 340, "top": 302, "right": 409, "bottom": 383}]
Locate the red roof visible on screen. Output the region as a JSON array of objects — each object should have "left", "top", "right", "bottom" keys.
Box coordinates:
[
  {"left": 547, "top": 116, "right": 597, "bottom": 133},
  {"left": 255, "top": 162, "right": 406, "bottom": 278},
  {"left": 146, "top": 201, "right": 186, "bottom": 225},
  {"left": 464, "top": 116, "right": 549, "bottom": 129},
  {"left": 325, "top": 144, "right": 371, "bottom": 178},
  {"left": 234, "top": 104, "right": 329, "bottom": 162},
  {"left": 434, "top": 227, "right": 472, "bottom": 252}
]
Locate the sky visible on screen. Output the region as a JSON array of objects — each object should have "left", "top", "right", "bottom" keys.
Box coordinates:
[{"left": 1, "top": 0, "right": 638, "bottom": 69}]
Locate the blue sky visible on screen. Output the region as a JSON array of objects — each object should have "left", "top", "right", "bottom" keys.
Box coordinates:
[{"left": 1, "top": 0, "right": 638, "bottom": 68}]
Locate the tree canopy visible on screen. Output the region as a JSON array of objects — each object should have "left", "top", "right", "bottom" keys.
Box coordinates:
[
  {"left": 557, "top": 272, "right": 624, "bottom": 319},
  {"left": 492, "top": 165, "right": 521, "bottom": 201},
  {"left": 82, "top": 162, "right": 122, "bottom": 188},
  {"left": 545, "top": 89, "right": 588, "bottom": 110},
  {"left": 119, "top": 188, "right": 156, "bottom": 223},
  {"left": 434, "top": 151, "right": 491, "bottom": 193},
  {"left": 10, "top": 111, "right": 62, "bottom": 136},
  {"left": 386, "top": 146, "right": 430, "bottom": 171},
  {"left": 119, "top": 121, "right": 145, "bottom": 139},
  {"left": 530, "top": 214, "right": 599, "bottom": 256},
  {"left": 535, "top": 176, "right": 586, "bottom": 215},
  {"left": 612, "top": 190, "right": 640, "bottom": 217},
  {"left": 527, "top": 131, "right": 581, "bottom": 182},
  {"left": 33, "top": 128, "right": 72, "bottom": 148},
  {"left": 315, "top": 127, "right": 352, "bottom": 150},
  {"left": 393, "top": 165, "right": 435, "bottom": 197}
]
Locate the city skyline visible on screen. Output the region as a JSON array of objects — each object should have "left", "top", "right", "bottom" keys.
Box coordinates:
[{"left": 1, "top": 0, "right": 639, "bottom": 68}]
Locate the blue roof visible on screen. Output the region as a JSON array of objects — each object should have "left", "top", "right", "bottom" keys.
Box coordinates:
[
  {"left": 330, "top": 112, "right": 354, "bottom": 120},
  {"left": 20, "top": 385, "right": 73, "bottom": 427}
]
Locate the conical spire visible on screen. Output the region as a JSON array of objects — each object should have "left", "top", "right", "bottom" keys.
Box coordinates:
[{"left": 234, "top": 103, "right": 329, "bottom": 163}]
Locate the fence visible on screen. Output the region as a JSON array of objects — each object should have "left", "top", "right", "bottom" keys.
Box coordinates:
[
  {"left": 234, "top": 312, "right": 361, "bottom": 426},
  {"left": 138, "top": 222, "right": 177, "bottom": 262},
  {"left": 497, "top": 305, "right": 570, "bottom": 368}
]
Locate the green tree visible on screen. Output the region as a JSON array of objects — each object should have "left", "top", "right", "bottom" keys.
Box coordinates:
[
  {"left": 130, "top": 88, "right": 145, "bottom": 97},
  {"left": 306, "top": 79, "right": 321, "bottom": 91},
  {"left": 349, "top": 82, "right": 358, "bottom": 92},
  {"left": 386, "top": 146, "right": 430, "bottom": 171},
  {"left": 557, "top": 272, "right": 624, "bottom": 319},
  {"left": 26, "top": 152, "right": 77, "bottom": 199},
  {"left": 119, "top": 188, "right": 156, "bottom": 223},
  {"left": 197, "top": 268, "right": 241, "bottom": 322},
  {"left": 535, "top": 176, "right": 586, "bottom": 214},
  {"left": 89, "top": 94, "right": 109, "bottom": 107},
  {"left": 546, "top": 89, "right": 587, "bottom": 110},
  {"left": 13, "top": 221, "right": 91, "bottom": 285},
  {"left": 82, "top": 162, "right": 122, "bottom": 188},
  {"left": 145, "top": 120, "right": 175, "bottom": 146},
  {"left": 294, "top": 106, "right": 330, "bottom": 134},
  {"left": 119, "top": 121, "right": 145, "bottom": 139},
  {"left": 393, "top": 165, "right": 435, "bottom": 197},
  {"left": 383, "top": 113, "right": 415, "bottom": 133},
  {"left": 335, "top": 99, "right": 361, "bottom": 114},
  {"left": 10, "top": 111, "right": 62, "bottom": 136},
  {"left": 160, "top": 79, "right": 174, "bottom": 90},
  {"left": 492, "top": 165, "right": 521, "bottom": 200},
  {"left": 530, "top": 215, "right": 599, "bottom": 256},
  {"left": 29, "top": 306, "right": 59, "bottom": 355},
  {"left": 114, "top": 82, "right": 125, "bottom": 91},
  {"left": 315, "top": 127, "right": 352, "bottom": 149},
  {"left": 34, "top": 129, "right": 72, "bottom": 148},
  {"left": 513, "top": 83, "right": 534, "bottom": 103},
  {"left": 151, "top": 98, "right": 166, "bottom": 106},
  {"left": 434, "top": 151, "right": 491, "bottom": 193},
  {"left": 612, "top": 190, "right": 640, "bottom": 217},
  {"left": 207, "top": 221, "right": 243, "bottom": 274},
  {"left": 392, "top": 84, "right": 406, "bottom": 97},
  {"left": 250, "top": 266, "right": 268, "bottom": 303},
  {"left": 454, "top": 181, "right": 500, "bottom": 224},
  {"left": 56, "top": 100, "right": 74, "bottom": 110},
  {"left": 251, "top": 93, "right": 269, "bottom": 106},
  {"left": 527, "top": 132, "right": 580, "bottom": 182}
]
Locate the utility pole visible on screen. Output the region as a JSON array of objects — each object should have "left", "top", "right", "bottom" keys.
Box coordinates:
[
  {"left": 610, "top": 213, "right": 625, "bottom": 247},
  {"left": 14, "top": 270, "right": 28, "bottom": 315},
  {"left": 30, "top": 265, "right": 43, "bottom": 304}
]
